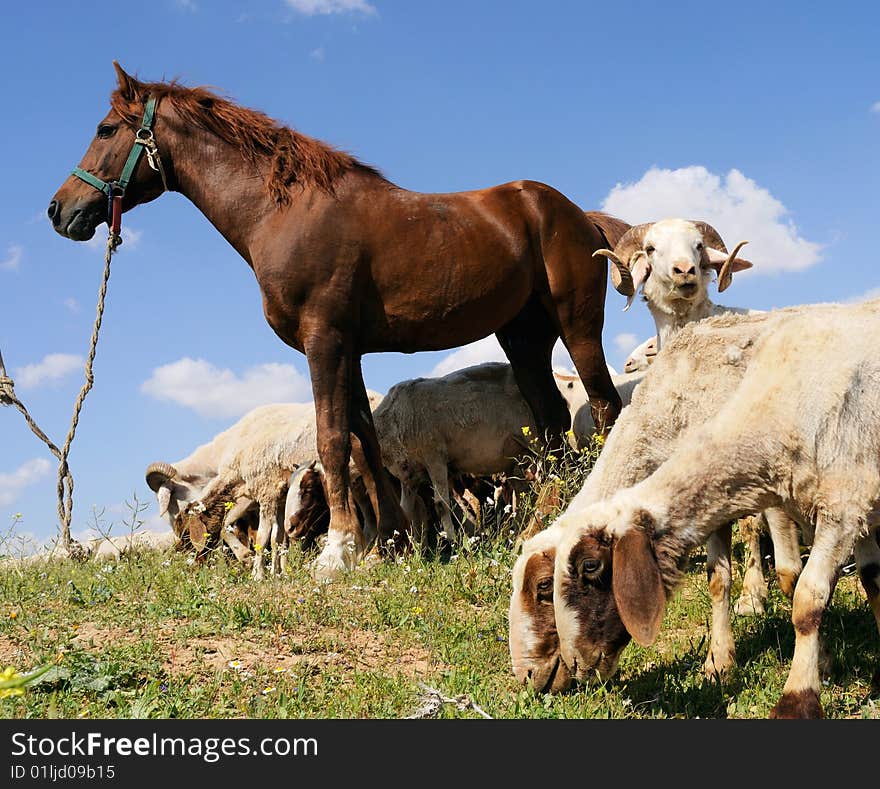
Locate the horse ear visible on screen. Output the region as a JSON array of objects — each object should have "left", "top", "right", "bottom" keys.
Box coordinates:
[
  {"left": 113, "top": 61, "right": 142, "bottom": 101},
  {"left": 611, "top": 524, "right": 665, "bottom": 646}
]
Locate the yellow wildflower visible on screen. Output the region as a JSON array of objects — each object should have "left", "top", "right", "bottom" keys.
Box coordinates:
[
  {"left": 0, "top": 667, "right": 24, "bottom": 699},
  {"left": 223, "top": 501, "right": 236, "bottom": 511},
  {"left": 521, "top": 425, "right": 531, "bottom": 436}
]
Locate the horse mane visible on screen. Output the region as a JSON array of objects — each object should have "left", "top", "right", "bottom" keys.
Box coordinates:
[{"left": 110, "top": 79, "right": 385, "bottom": 205}]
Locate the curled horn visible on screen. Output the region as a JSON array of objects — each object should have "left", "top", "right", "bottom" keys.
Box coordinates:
[
  {"left": 596, "top": 222, "right": 654, "bottom": 296},
  {"left": 145, "top": 461, "right": 177, "bottom": 492},
  {"left": 691, "top": 221, "right": 729, "bottom": 254},
  {"left": 717, "top": 240, "right": 749, "bottom": 293},
  {"left": 594, "top": 248, "right": 634, "bottom": 296}
]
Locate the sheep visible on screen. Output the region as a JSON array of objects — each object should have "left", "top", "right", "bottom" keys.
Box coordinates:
[
  {"left": 369, "top": 362, "right": 644, "bottom": 549},
  {"left": 604, "top": 217, "right": 787, "bottom": 613},
  {"left": 552, "top": 299, "right": 880, "bottom": 718},
  {"left": 145, "top": 401, "right": 315, "bottom": 563},
  {"left": 147, "top": 394, "right": 383, "bottom": 578},
  {"left": 598, "top": 217, "right": 756, "bottom": 351},
  {"left": 622, "top": 335, "right": 657, "bottom": 374},
  {"left": 509, "top": 306, "right": 807, "bottom": 694}
]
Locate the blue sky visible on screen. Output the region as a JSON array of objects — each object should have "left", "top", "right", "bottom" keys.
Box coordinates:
[{"left": 1, "top": 0, "right": 878, "bottom": 547}]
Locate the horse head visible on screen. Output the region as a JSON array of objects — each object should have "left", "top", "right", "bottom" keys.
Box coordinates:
[{"left": 48, "top": 62, "right": 169, "bottom": 241}]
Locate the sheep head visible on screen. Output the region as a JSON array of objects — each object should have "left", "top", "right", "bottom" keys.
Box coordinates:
[
  {"left": 508, "top": 525, "right": 574, "bottom": 694},
  {"left": 594, "top": 219, "right": 752, "bottom": 312},
  {"left": 552, "top": 499, "right": 666, "bottom": 684}
]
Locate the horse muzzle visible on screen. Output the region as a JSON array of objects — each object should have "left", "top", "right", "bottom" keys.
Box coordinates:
[{"left": 47, "top": 195, "right": 104, "bottom": 241}]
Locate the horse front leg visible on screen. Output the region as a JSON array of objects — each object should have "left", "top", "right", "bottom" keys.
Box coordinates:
[{"left": 306, "top": 332, "right": 365, "bottom": 582}]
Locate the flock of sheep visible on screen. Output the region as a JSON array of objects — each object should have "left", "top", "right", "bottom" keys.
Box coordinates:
[{"left": 144, "top": 213, "right": 880, "bottom": 719}]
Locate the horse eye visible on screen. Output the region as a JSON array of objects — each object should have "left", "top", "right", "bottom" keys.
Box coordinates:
[
  {"left": 696, "top": 242, "right": 703, "bottom": 251},
  {"left": 96, "top": 124, "right": 117, "bottom": 139},
  {"left": 645, "top": 245, "right": 655, "bottom": 254}
]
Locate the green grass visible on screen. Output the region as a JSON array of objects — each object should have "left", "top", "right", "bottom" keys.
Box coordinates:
[
  {"left": 1, "top": 525, "right": 877, "bottom": 719},
  {"left": 1, "top": 444, "right": 878, "bottom": 719}
]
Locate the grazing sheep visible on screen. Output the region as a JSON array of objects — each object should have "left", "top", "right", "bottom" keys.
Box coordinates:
[
  {"left": 371, "top": 363, "right": 643, "bottom": 548},
  {"left": 552, "top": 299, "right": 880, "bottom": 718},
  {"left": 509, "top": 306, "right": 807, "bottom": 693},
  {"left": 606, "top": 217, "right": 786, "bottom": 612},
  {"left": 147, "top": 394, "right": 383, "bottom": 578}
]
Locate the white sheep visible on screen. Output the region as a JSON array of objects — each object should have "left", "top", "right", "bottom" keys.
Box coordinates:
[
  {"left": 147, "top": 395, "right": 383, "bottom": 578},
  {"left": 371, "top": 362, "right": 643, "bottom": 549},
  {"left": 599, "top": 217, "right": 755, "bottom": 350},
  {"left": 552, "top": 299, "right": 880, "bottom": 718},
  {"left": 509, "top": 306, "right": 806, "bottom": 693}
]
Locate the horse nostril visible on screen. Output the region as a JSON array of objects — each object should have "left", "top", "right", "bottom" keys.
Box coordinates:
[{"left": 47, "top": 200, "right": 60, "bottom": 225}]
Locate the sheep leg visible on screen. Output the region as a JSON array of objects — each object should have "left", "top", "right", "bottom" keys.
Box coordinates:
[
  {"left": 734, "top": 514, "right": 769, "bottom": 616},
  {"left": 704, "top": 523, "right": 737, "bottom": 678},
  {"left": 306, "top": 331, "right": 365, "bottom": 581},
  {"left": 765, "top": 508, "right": 803, "bottom": 601},
  {"left": 854, "top": 532, "right": 880, "bottom": 691},
  {"left": 251, "top": 503, "right": 275, "bottom": 581},
  {"left": 400, "top": 482, "right": 427, "bottom": 550},
  {"left": 425, "top": 457, "right": 457, "bottom": 545},
  {"left": 222, "top": 528, "right": 253, "bottom": 564},
  {"left": 271, "top": 500, "right": 289, "bottom": 576},
  {"left": 770, "top": 510, "right": 856, "bottom": 719}
]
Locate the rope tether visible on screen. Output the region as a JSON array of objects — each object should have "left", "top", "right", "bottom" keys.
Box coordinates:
[{"left": 0, "top": 231, "right": 121, "bottom": 558}]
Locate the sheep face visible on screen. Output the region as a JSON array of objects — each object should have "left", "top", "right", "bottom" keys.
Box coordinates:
[
  {"left": 641, "top": 219, "right": 715, "bottom": 309},
  {"left": 553, "top": 502, "right": 666, "bottom": 684},
  {"left": 509, "top": 529, "right": 573, "bottom": 693},
  {"left": 285, "top": 465, "right": 330, "bottom": 551}
]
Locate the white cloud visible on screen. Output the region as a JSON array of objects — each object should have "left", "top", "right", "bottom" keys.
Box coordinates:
[
  {"left": 850, "top": 287, "right": 880, "bottom": 303},
  {"left": 86, "top": 226, "right": 142, "bottom": 251},
  {"left": 64, "top": 298, "right": 80, "bottom": 314},
  {"left": 14, "top": 353, "right": 83, "bottom": 390},
  {"left": 1, "top": 244, "right": 22, "bottom": 271},
  {"left": 871, "top": 101, "right": 880, "bottom": 114},
  {"left": 0, "top": 458, "right": 51, "bottom": 507},
  {"left": 429, "top": 336, "right": 506, "bottom": 377},
  {"left": 285, "top": 0, "right": 376, "bottom": 15},
  {"left": 613, "top": 333, "right": 639, "bottom": 355},
  {"left": 601, "top": 166, "right": 822, "bottom": 273},
  {"left": 310, "top": 47, "right": 326, "bottom": 61},
  {"left": 175, "top": 0, "right": 197, "bottom": 10},
  {"left": 141, "top": 357, "right": 313, "bottom": 418},
  {"left": 429, "top": 336, "right": 579, "bottom": 377}
]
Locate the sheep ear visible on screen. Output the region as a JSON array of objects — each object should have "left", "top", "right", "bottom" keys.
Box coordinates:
[
  {"left": 623, "top": 254, "right": 651, "bottom": 312},
  {"left": 612, "top": 527, "right": 665, "bottom": 646},
  {"left": 157, "top": 485, "right": 172, "bottom": 518},
  {"left": 704, "top": 247, "right": 753, "bottom": 292}
]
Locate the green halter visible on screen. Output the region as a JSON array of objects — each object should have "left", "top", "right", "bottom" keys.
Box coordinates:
[{"left": 71, "top": 96, "right": 166, "bottom": 234}]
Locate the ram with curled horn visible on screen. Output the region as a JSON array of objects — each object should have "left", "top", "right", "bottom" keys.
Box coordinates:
[{"left": 593, "top": 218, "right": 757, "bottom": 368}]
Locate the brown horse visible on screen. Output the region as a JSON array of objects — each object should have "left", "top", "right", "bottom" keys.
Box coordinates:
[{"left": 48, "top": 63, "right": 628, "bottom": 579}]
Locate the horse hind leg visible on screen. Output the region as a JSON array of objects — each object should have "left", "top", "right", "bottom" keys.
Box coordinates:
[{"left": 496, "top": 302, "right": 570, "bottom": 450}]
